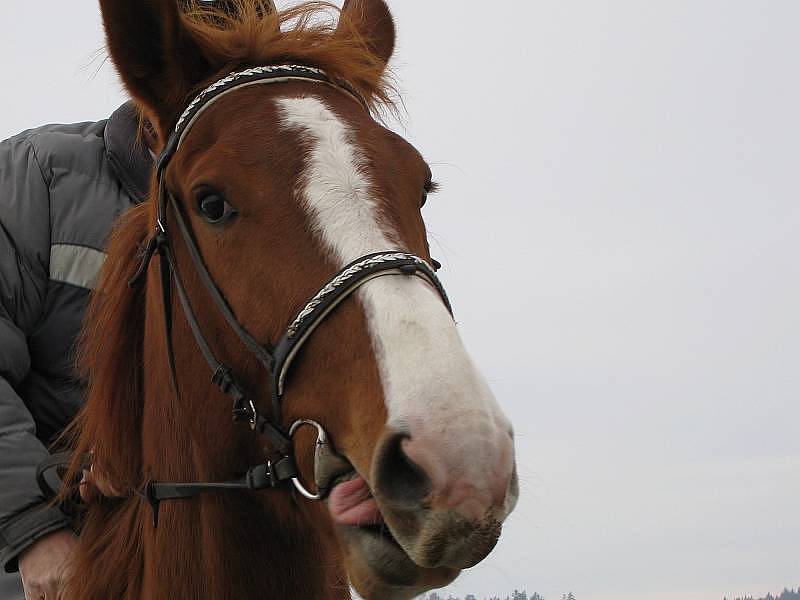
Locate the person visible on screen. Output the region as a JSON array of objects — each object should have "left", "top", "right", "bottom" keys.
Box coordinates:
[{"left": 0, "top": 101, "right": 151, "bottom": 600}]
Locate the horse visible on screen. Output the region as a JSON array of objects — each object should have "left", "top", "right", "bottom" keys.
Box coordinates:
[{"left": 61, "top": 1, "right": 518, "bottom": 598}]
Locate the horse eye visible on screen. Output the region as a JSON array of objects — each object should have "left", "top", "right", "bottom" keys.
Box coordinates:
[
  {"left": 197, "top": 192, "right": 234, "bottom": 224},
  {"left": 421, "top": 190, "right": 429, "bottom": 207}
]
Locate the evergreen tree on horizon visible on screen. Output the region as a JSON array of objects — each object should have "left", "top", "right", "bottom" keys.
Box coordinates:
[{"left": 724, "top": 587, "right": 799, "bottom": 600}]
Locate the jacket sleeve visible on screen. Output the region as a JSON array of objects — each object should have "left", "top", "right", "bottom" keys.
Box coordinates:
[{"left": 0, "top": 136, "right": 70, "bottom": 572}]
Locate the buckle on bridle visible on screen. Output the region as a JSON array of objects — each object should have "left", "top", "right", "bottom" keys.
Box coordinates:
[
  {"left": 247, "top": 398, "right": 258, "bottom": 431},
  {"left": 211, "top": 366, "right": 257, "bottom": 427}
]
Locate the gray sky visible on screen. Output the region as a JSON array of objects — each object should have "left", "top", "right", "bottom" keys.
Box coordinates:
[{"left": 1, "top": 2, "right": 798, "bottom": 599}]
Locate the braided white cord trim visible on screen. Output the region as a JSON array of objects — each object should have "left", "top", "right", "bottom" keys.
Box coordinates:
[
  {"left": 175, "top": 65, "right": 328, "bottom": 132},
  {"left": 286, "top": 253, "right": 430, "bottom": 338}
]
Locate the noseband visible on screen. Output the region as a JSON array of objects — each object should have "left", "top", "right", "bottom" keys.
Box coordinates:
[{"left": 130, "top": 65, "right": 452, "bottom": 526}]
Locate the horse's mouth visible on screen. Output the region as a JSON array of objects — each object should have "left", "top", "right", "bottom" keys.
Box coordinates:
[
  {"left": 327, "top": 473, "right": 409, "bottom": 565},
  {"left": 326, "top": 473, "right": 461, "bottom": 596},
  {"left": 328, "top": 474, "right": 385, "bottom": 527}
]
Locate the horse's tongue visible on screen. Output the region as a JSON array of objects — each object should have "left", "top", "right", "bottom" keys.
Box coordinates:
[{"left": 328, "top": 476, "right": 383, "bottom": 526}]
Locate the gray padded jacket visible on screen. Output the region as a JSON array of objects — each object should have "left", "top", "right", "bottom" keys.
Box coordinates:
[{"left": 0, "top": 102, "right": 150, "bottom": 571}]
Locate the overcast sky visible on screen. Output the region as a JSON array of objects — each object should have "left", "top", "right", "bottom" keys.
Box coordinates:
[{"left": 1, "top": 2, "right": 798, "bottom": 599}]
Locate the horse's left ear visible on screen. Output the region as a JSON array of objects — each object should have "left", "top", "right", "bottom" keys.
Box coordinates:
[
  {"left": 99, "top": 0, "right": 211, "bottom": 136},
  {"left": 339, "top": 0, "right": 396, "bottom": 67}
]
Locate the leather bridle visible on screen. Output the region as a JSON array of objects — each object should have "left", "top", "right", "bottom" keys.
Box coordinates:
[{"left": 128, "top": 65, "right": 452, "bottom": 527}]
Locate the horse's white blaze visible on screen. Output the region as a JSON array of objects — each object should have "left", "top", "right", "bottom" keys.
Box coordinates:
[{"left": 277, "top": 97, "right": 513, "bottom": 511}]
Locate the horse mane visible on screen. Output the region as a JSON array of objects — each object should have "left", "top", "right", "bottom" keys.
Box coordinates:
[
  {"left": 133, "top": 1, "right": 400, "bottom": 158},
  {"left": 65, "top": 203, "right": 149, "bottom": 489},
  {"left": 57, "top": 203, "right": 149, "bottom": 598},
  {"left": 181, "top": 0, "right": 398, "bottom": 114}
]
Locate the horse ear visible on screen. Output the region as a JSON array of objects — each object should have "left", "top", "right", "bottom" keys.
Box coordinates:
[
  {"left": 99, "top": 0, "right": 210, "bottom": 135},
  {"left": 339, "top": 0, "right": 396, "bottom": 67}
]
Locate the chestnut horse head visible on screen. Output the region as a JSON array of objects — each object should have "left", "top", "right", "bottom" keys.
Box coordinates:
[{"left": 66, "top": 1, "right": 518, "bottom": 599}]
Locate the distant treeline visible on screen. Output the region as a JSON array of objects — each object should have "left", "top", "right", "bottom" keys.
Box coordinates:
[
  {"left": 421, "top": 587, "right": 800, "bottom": 600},
  {"left": 725, "top": 589, "right": 800, "bottom": 600},
  {"left": 420, "top": 592, "right": 571, "bottom": 600}
]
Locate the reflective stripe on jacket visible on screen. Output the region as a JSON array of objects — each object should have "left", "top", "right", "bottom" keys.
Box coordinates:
[{"left": 0, "top": 102, "right": 150, "bottom": 570}]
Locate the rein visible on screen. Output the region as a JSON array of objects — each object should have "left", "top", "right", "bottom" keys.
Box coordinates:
[{"left": 128, "top": 65, "right": 452, "bottom": 527}]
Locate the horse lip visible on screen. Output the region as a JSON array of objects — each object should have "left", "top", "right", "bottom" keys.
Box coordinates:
[
  {"left": 338, "top": 516, "right": 423, "bottom": 589},
  {"left": 314, "top": 438, "right": 355, "bottom": 495},
  {"left": 319, "top": 466, "right": 425, "bottom": 591},
  {"left": 328, "top": 470, "right": 359, "bottom": 488}
]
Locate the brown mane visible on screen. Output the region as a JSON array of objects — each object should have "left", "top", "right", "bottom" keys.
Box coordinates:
[
  {"left": 129, "top": 1, "right": 400, "bottom": 152},
  {"left": 62, "top": 204, "right": 149, "bottom": 599},
  {"left": 181, "top": 1, "right": 398, "bottom": 116}
]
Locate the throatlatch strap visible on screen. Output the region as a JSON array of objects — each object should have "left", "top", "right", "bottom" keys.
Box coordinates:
[
  {"left": 35, "top": 452, "right": 89, "bottom": 500},
  {"left": 143, "top": 455, "right": 297, "bottom": 527}
]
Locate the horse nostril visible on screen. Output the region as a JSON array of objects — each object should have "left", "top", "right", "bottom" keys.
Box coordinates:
[{"left": 373, "top": 432, "right": 431, "bottom": 509}]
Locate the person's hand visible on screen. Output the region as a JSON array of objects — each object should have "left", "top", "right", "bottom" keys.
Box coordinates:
[
  {"left": 18, "top": 529, "right": 77, "bottom": 600},
  {"left": 79, "top": 463, "right": 125, "bottom": 502}
]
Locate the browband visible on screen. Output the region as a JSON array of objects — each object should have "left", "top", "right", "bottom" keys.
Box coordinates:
[{"left": 158, "top": 64, "right": 367, "bottom": 174}]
